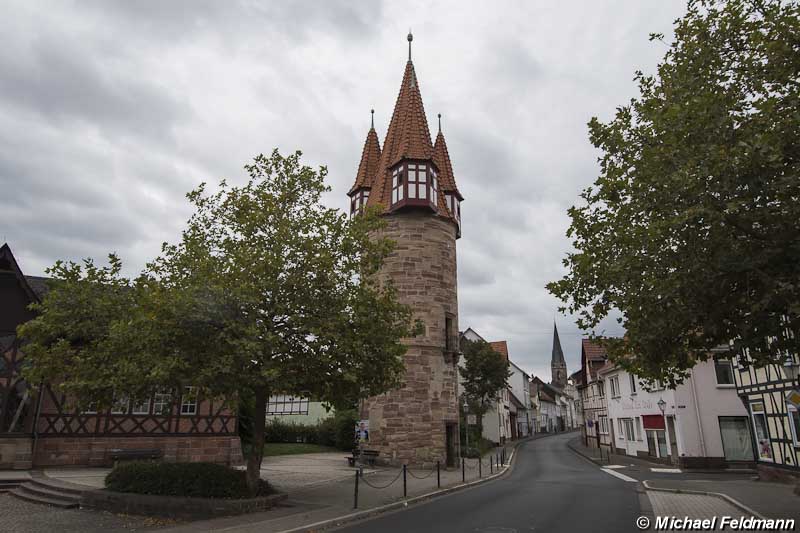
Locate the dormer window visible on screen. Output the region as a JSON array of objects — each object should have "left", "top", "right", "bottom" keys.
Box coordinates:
[
  {"left": 349, "top": 189, "right": 370, "bottom": 217},
  {"left": 390, "top": 161, "right": 439, "bottom": 210},
  {"left": 444, "top": 192, "right": 461, "bottom": 221}
]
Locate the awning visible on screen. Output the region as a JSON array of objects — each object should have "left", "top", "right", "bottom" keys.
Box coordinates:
[{"left": 642, "top": 415, "right": 665, "bottom": 430}]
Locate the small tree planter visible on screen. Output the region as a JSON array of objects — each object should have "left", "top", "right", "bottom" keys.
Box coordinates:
[{"left": 81, "top": 489, "right": 287, "bottom": 520}]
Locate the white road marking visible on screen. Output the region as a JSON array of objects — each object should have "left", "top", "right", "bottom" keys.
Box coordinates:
[
  {"left": 650, "top": 468, "right": 681, "bottom": 473},
  {"left": 601, "top": 467, "right": 638, "bottom": 482},
  {"left": 604, "top": 464, "right": 626, "bottom": 469}
]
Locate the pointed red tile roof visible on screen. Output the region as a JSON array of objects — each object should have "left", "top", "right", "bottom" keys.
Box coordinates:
[
  {"left": 356, "top": 54, "right": 461, "bottom": 230},
  {"left": 348, "top": 126, "right": 381, "bottom": 195},
  {"left": 367, "top": 61, "right": 435, "bottom": 210},
  {"left": 433, "top": 130, "right": 462, "bottom": 200}
]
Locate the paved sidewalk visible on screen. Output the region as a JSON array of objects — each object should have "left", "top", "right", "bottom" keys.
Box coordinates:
[
  {"left": 159, "top": 439, "right": 531, "bottom": 532},
  {"left": 648, "top": 491, "right": 751, "bottom": 530}
]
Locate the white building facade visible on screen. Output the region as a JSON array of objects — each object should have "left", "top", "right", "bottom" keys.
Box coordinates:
[{"left": 600, "top": 358, "right": 755, "bottom": 468}]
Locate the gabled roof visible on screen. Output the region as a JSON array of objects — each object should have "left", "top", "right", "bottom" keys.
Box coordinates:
[
  {"left": 489, "top": 340, "right": 509, "bottom": 361},
  {"left": 508, "top": 389, "right": 525, "bottom": 409},
  {"left": 349, "top": 123, "right": 382, "bottom": 195},
  {"left": 582, "top": 338, "right": 607, "bottom": 361},
  {"left": 0, "top": 243, "right": 41, "bottom": 304}
]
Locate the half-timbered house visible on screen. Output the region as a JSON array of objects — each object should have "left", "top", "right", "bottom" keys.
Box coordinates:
[
  {"left": 0, "top": 243, "right": 242, "bottom": 469},
  {"left": 733, "top": 350, "right": 800, "bottom": 480}
]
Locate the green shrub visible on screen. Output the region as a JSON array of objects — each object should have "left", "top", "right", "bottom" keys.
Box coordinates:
[
  {"left": 105, "top": 462, "right": 271, "bottom": 499},
  {"left": 333, "top": 409, "right": 358, "bottom": 450}
]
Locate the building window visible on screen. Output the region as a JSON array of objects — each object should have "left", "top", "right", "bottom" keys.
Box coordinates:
[
  {"left": 111, "top": 394, "right": 129, "bottom": 415},
  {"left": 635, "top": 416, "right": 642, "bottom": 440},
  {"left": 391, "top": 166, "right": 404, "bottom": 205},
  {"left": 267, "top": 395, "right": 310, "bottom": 415},
  {"left": 714, "top": 357, "right": 735, "bottom": 386},
  {"left": 629, "top": 374, "right": 637, "bottom": 394},
  {"left": 407, "top": 163, "right": 427, "bottom": 200},
  {"left": 153, "top": 390, "right": 172, "bottom": 415},
  {"left": 622, "top": 418, "right": 635, "bottom": 440},
  {"left": 598, "top": 381, "right": 605, "bottom": 397},
  {"left": 599, "top": 415, "right": 608, "bottom": 434},
  {"left": 181, "top": 386, "right": 198, "bottom": 415},
  {"left": 750, "top": 401, "right": 773, "bottom": 461},
  {"left": 350, "top": 189, "right": 370, "bottom": 216},
  {"left": 609, "top": 376, "right": 619, "bottom": 398},
  {"left": 787, "top": 404, "right": 800, "bottom": 448},
  {"left": 131, "top": 397, "right": 151, "bottom": 415}
]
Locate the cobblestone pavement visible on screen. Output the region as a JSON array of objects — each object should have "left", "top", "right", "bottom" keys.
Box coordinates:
[
  {"left": 647, "top": 490, "right": 752, "bottom": 531},
  {"left": 0, "top": 494, "right": 172, "bottom": 533}
]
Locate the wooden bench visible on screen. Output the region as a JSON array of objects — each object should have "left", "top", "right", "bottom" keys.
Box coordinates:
[
  {"left": 109, "top": 448, "right": 163, "bottom": 466},
  {"left": 346, "top": 449, "right": 379, "bottom": 467}
]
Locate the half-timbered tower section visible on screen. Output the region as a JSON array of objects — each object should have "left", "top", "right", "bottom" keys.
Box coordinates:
[
  {"left": 348, "top": 35, "right": 463, "bottom": 466},
  {"left": 733, "top": 351, "right": 800, "bottom": 481},
  {"left": 0, "top": 243, "right": 242, "bottom": 469}
]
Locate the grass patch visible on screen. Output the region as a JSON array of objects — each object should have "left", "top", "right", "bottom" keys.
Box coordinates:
[{"left": 263, "top": 442, "right": 339, "bottom": 456}]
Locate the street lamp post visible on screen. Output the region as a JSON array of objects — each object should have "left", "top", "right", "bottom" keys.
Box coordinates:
[
  {"left": 657, "top": 398, "right": 668, "bottom": 460},
  {"left": 463, "top": 398, "right": 470, "bottom": 457}
]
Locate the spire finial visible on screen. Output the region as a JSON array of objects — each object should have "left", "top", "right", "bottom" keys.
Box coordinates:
[
  {"left": 370, "top": 109, "right": 374, "bottom": 129},
  {"left": 407, "top": 30, "right": 413, "bottom": 61},
  {"left": 438, "top": 113, "right": 442, "bottom": 133}
]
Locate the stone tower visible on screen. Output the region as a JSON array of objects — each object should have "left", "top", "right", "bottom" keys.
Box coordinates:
[
  {"left": 347, "top": 34, "right": 463, "bottom": 466},
  {"left": 551, "top": 322, "right": 568, "bottom": 388}
]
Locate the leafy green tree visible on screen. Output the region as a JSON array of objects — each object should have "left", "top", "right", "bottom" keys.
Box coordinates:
[
  {"left": 547, "top": 0, "right": 800, "bottom": 385},
  {"left": 20, "top": 149, "right": 417, "bottom": 494},
  {"left": 460, "top": 339, "right": 511, "bottom": 437}
]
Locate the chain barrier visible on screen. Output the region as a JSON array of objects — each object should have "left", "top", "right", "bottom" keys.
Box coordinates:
[
  {"left": 359, "top": 468, "right": 404, "bottom": 490},
  {"left": 406, "top": 466, "right": 436, "bottom": 480}
]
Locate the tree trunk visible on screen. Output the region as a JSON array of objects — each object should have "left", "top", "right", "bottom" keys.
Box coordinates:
[{"left": 246, "top": 386, "right": 268, "bottom": 496}]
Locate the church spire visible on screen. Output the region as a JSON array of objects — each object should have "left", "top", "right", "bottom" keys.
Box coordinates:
[{"left": 551, "top": 322, "right": 567, "bottom": 387}]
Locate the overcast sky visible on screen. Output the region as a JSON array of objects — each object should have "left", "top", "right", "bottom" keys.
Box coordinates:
[{"left": 1, "top": 1, "right": 688, "bottom": 381}]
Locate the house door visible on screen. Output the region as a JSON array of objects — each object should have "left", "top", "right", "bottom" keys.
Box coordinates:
[
  {"left": 749, "top": 401, "right": 773, "bottom": 462},
  {"left": 719, "top": 416, "right": 754, "bottom": 461},
  {"left": 621, "top": 418, "right": 636, "bottom": 456},
  {"left": 445, "top": 423, "right": 457, "bottom": 467},
  {"left": 667, "top": 416, "right": 679, "bottom": 462}
]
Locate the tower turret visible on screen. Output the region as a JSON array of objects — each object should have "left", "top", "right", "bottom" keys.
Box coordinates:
[
  {"left": 351, "top": 35, "right": 463, "bottom": 466},
  {"left": 551, "top": 322, "right": 568, "bottom": 388}
]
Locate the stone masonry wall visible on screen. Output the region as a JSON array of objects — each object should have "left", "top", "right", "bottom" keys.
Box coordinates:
[
  {"left": 32, "top": 435, "right": 243, "bottom": 467},
  {"left": 0, "top": 437, "right": 33, "bottom": 469},
  {"left": 365, "top": 212, "right": 459, "bottom": 465}
]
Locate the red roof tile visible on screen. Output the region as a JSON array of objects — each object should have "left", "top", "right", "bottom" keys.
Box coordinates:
[
  {"left": 349, "top": 126, "right": 381, "bottom": 195},
  {"left": 433, "top": 130, "right": 462, "bottom": 200},
  {"left": 582, "top": 338, "right": 607, "bottom": 360},
  {"left": 489, "top": 340, "right": 509, "bottom": 360}
]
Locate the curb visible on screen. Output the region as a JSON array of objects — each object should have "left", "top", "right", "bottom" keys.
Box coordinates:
[
  {"left": 273, "top": 436, "right": 534, "bottom": 533},
  {"left": 642, "top": 480, "right": 766, "bottom": 520}
]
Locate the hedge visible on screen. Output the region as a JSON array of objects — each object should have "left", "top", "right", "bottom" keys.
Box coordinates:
[
  {"left": 105, "top": 462, "right": 271, "bottom": 499},
  {"left": 261, "top": 409, "right": 358, "bottom": 451}
]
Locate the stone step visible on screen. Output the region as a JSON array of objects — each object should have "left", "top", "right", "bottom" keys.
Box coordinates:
[
  {"left": 18, "top": 481, "right": 82, "bottom": 503},
  {"left": 0, "top": 478, "right": 28, "bottom": 492},
  {"left": 10, "top": 484, "right": 79, "bottom": 509},
  {"left": 29, "top": 476, "right": 89, "bottom": 496}
]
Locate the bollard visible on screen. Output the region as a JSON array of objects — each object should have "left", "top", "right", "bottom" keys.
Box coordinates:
[
  {"left": 490, "top": 456, "right": 493, "bottom": 474},
  {"left": 478, "top": 456, "right": 482, "bottom": 478},
  {"left": 353, "top": 468, "right": 359, "bottom": 509},
  {"left": 403, "top": 464, "right": 407, "bottom": 498},
  {"left": 461, "top": 457, "right": 465, "bottom": 482},
  {"left": 436, "top": 460, "right": 441, "bottom": 488}
]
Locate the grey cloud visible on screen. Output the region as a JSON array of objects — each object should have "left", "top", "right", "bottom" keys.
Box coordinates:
[{"left": 1, "top": 0, "right": 682, "bottom": 379}]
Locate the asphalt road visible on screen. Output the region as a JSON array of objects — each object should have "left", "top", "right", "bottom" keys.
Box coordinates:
[{"left": 334, "top": 432, "right": 644, "bottom": 533}]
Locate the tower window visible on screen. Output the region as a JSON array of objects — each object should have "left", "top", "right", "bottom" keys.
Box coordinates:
[
  {"left": 350, "top": 189, "right": 370, "bottom": 217},
  {"left": 391, "top": 166, "right": 404, "bottom": 205}
]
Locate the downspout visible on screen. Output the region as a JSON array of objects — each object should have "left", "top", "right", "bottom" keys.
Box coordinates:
[{"left": 689, "top": 367, "right": 707, "bottom": 457}]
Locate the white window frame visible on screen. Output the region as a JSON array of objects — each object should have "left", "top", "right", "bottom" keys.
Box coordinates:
[
  {"left": 788, "top": 403, "right": 800, "bottom": 448},
  {"left": 131, "top": 397, "right": 151, "bottom": 415},
  {"left": 609, "top": 376, "right": 620, "bottom": 398},
  {"left": 111, "top": 394, "right": 129, "bottom": 415},
  {"left": 750, "top": 400, "right": 773, "bottom": 462},
  {"left": 153, "top": 390, "right": 172, "bottom": 415},
  {"left": 714, "top": 357, "right": 735, "bottom": 387},
  {"left": 629, "top": 374, "right": 637, "bottom": 395},
  {"left": 181, "top": 386, "right": 198, "bottom": 415}
]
